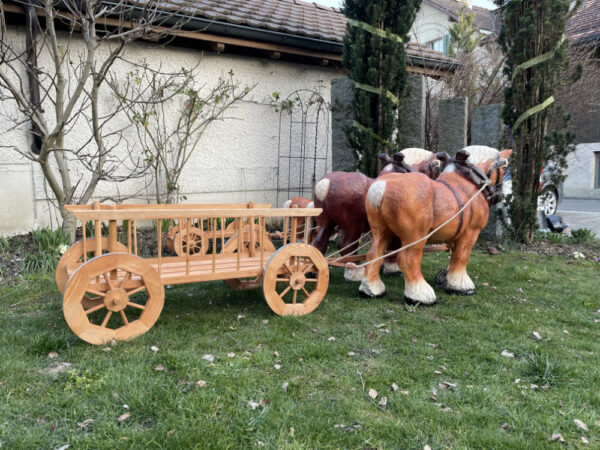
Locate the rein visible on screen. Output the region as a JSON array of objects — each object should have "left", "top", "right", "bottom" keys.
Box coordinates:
[{"left": 347, "top": 181, "right": 490, "bottom": 270}]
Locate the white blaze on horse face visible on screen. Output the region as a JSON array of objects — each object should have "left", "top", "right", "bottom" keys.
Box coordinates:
[
  {"left": 307, "top": 201, "right": 314, "bottom": 209},
  {"left": 283, "top": 200, "right": 292, "bottom": 209},
  {"left": 404, "top": 279, "right": 437, "bottom": 304},
  {"left": 359, "top": 277, "right": 385, "bottom": 297},
  {"left": 446, "top": 269, "right": 475, "bottom": 291},
  {"left": 367, "top": 180, "right": 386, "bottom": 209},
  {"left": 315, "top": 178, "right": 330, "bottom": 202},
  {"left": 344, "top": 265, "right": 365, "bottom": 282}
]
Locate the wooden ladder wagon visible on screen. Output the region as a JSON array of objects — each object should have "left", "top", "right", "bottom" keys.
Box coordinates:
[{"left": 57, "top": 202, "right": 328, "bottom": 345}]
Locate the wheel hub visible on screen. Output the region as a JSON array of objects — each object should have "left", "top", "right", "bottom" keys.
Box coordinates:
[
  {"left": 104, "top": 288, "right": 129, "bottom": 312},
  {"left": 289, "top": 272, "right": 306, "bottom": 290}
]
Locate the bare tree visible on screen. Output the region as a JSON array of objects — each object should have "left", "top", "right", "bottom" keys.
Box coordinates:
[
  {"left": 112, "top": 63, "right": 253, "bottom": 204},
  {"left": 0, "top": 0, "right": 188, "bottom": 237}
]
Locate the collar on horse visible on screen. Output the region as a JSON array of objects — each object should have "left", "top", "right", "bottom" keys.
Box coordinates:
[{"left": 436, "top": 150, "right": 505, "bottom": 206}]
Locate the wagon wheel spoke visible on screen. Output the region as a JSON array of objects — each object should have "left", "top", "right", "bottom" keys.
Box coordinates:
[
  {"left": 302, "top": 262, "right": 315, "bottom": 274},
  {"left": 103, "top": 272, "right": 114, "bottom": 290},
  {"left": 120, "top": 310, "right": 129, "bottom": 325},
  {"left": 127, "top": 302, "right": 146, "bottom": 310},
  {"left": 127, "top": 285, "right": 147, "bottom": 296},
  {"left": 279, "top": 285, "right": 292, "bottom": 299},
  {"left": 86, "top": 288, "right": 106, "bottom": 298},
  {"left": 85, "top": 302, "right": 106, "bottom": 314},
  {"left": 292, "top": 290, "right": 298, "bottom": 304},
  {"left": 301, "top": 286, "right": 311, "bottom": 298},
  {"left": 283, "top": 263, "right": 294, "bottom": 275},
  {"left": 101, "top": 311, "right": 112, "bottom": 327},
  {"left": 276, "top": 277, "right": 290, "bottom": 283},
  {"left": 120, "top": 271, "right": 131, "bottom": 289}
]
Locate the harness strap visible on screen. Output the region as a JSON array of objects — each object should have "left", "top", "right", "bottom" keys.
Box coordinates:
[{"left": 437, "top": 180, "right": 464, "bottom": 240}]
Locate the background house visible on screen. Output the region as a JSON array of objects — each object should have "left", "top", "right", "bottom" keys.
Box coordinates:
[
  {"left": 0, "top": 0, "right": 454, "bottom": 235},
  {"left": 411, "top": 0, "right": 498, "bottom": 55},
  {"left": 561, "top": 0, "right": 600, "bottom": 199}
]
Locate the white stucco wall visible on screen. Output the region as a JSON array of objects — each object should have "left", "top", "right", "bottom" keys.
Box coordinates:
[
  {"left": 411, "top": 4, "right": 452, "bottom": 46},
  {"left": 563, "top": 143, "right": 600, "bottom": 199},
  {"left": 0, "top": 25, "right": 339, "bottom": 235}
]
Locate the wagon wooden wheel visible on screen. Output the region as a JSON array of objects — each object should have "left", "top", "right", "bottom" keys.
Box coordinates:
[
  {"left": 221, "top": 233, "right": 276, "bottom": 290},
  {"left": 63, "top": 253, "right": 164, "bottom": 345},
  {"left": 263, "top": 243, "right": 329, "bottom": 316},
  {"left": 56, "top": 238, "right": 127, "bottom": 308},
  {"left": 167, "top": 225, "right": 207, "bottom": 256}
]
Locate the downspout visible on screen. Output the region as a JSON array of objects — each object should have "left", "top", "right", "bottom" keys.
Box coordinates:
[{"left": 25, "top": 0, "right": 42, "bottom": 154}]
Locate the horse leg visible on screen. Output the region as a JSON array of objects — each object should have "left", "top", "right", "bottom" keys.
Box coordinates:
[
  {"left": 313, "top": 213, "right": 334, "bottom": 255},
  {"left": 435, "top": 231, "right": 478, "bottom": 295},
  {"left": 398, "top": 236, "right": 436, "bottom": 306},
  {"left": 382, "top": 236, "right": 402, "bottom": 276},
  {"left": 340, "top": 226, "right": 364, "bottom": 282},
  {"left": 358, "top": 226, "right": 392, "bottom": 298}
]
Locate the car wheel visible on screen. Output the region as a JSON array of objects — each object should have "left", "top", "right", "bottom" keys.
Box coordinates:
[{"left": 540, "top": 188, "right": 558, "bottom": 215}]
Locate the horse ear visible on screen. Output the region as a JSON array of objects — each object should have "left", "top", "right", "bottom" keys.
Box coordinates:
[
  {"left": 455, "top": 149, "right": 470, "bottom": 162},
  {"left": 500, "top": 149, "right": 513, "bottom": 159},
  {"left": 435, "top": 152, "right": 450, "bottom": 163},
  {"left": 392, "top": 152, "right": 405, "bottom": 163},
  {"left": 378, "top": 153, "right": 391, "bottom": 164}
]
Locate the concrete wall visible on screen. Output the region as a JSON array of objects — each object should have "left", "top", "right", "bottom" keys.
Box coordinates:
[
  {"left": 563, "top": 143, "right": 600, "bottom": 199},
  {"left": 0, "top": 26, "right": 339, "bottom": 235}
]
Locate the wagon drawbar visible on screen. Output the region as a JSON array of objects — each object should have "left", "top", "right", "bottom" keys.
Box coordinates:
[{"left": 58, "top": 202, "right": 328, "bottom": 345}]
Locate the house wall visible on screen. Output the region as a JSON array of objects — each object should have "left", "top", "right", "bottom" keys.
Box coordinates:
[
  {"left": 563, "top": 143, "right": 600, "bottom": 199},
  {"left": 0, "top": 26, "right": 339, "bottom": 235},
  {"left": 411, "top": 4, "right": 452, "bottom": 47}
]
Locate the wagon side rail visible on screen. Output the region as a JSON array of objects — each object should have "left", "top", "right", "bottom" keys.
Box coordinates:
[{"left": 63, "top": 204, "right": 321, "bottom": 284}]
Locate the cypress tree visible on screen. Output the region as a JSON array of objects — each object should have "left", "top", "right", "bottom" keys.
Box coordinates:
[
  {"left": 342, "top": 0, "right": 422, "bottom": 177},
  {"left": 495, "top": 0, "right": 582, "bottom": 242}
]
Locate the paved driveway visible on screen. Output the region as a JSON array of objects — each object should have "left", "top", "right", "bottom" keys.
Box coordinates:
[{"left": 558, "top": 199, "right": 600, "bottom": 235}]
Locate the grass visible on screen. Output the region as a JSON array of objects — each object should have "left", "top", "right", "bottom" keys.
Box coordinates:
[{"left": 1, "top": 250, "right": 599, "bottom": 448}]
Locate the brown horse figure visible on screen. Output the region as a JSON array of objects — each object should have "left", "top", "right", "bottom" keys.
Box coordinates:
[
  {"left": 313, "top": 148, "right": 443, "bottom": 282},
  {"left": 283, "top": 196, "right": 313, "bottom": 241},
  {"left": 358, "top": 146, "right": 512, "bottom": 304}
]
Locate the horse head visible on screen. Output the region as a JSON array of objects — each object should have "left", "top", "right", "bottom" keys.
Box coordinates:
[
  {"left": 445, "top": 146, "right": 512, "bottom": 205},
  {"left": 378, "top": 148, "right": 444, "bottom": 179}
]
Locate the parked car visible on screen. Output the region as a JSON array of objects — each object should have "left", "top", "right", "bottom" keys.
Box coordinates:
[{"left": 502, "top": 165, "right": 562, "bottom": 215}]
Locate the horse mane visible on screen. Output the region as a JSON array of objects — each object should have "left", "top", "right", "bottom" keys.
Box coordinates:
[
  {"left": 401, "top": 148, "right": 433, "bottom": 165},
  {"left": 443, "top": 146, "right": 499, "bottom": 173},
  {"left": 461, "top": 146, "right": 499, "bottom": 164}
]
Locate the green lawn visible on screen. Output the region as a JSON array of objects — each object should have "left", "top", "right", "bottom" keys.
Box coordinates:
[{"left": 1, "top": 250, "right": 599, "bottom": 449}]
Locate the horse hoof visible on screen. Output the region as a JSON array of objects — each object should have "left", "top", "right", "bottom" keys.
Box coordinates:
[
  {"left": 359, "top": 289, "right": 386, "bottom": 299},
  {"left": 404, "top": 296, "right": 437, "bottom": 307},
  {"left": 434, "top": 269, "right": 448, "bottom": 288},
  {"left": 444, "top": 287, "right": 475, "bottom": 296}
]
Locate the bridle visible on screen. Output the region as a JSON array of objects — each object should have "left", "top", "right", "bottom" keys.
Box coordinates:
[
  {"left": 434, "top": 150, "right": 507, "bottom": 240},
  {"left": 437, "top": 150, "right": 506, "bottom": 206}
]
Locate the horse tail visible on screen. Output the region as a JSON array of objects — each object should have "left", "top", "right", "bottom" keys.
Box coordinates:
[
  {"left": 367, "top": 180, "right": 386, "bottom": 209},
  {"left": 315, "top": 178, "right": 330, "bottom": 202}
]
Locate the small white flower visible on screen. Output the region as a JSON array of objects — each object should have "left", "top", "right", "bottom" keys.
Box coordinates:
[
  {"left": 58, "top": 244, "right": 68, "bottom": 255},
  {"left": 573, "top": 251, "right": 585, "bottom": 260}
]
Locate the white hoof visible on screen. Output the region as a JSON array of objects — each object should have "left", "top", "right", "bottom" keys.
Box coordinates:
[
  {"left": 446, "top": 270, "right": 475, "bottom": 291},
  {"left": 344, "top": 265, "right": 365, "bottom": 282},
  {"left": 359, "top": 278, "right": 386, "bottom": 297},
  {"left": 382, "top": 260, "right": 402, "bottom": 275},
  {"left": 404, "top": 279, "right": 437, "bottom": 305}
]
